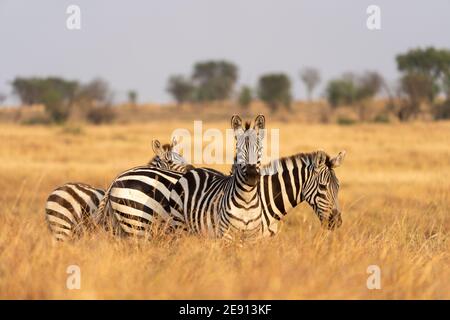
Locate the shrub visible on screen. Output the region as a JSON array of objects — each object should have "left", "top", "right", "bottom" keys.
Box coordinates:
[
  {"left": 61, "top": 124, "right": 84, "bottom": 135},
  {"left": 373, "top": 113, "right": 390, "bottom": 123},
  {"left": 337, "top": 117, "right": 357, "bottom": 126},
  {"left": 20, "top": 113, "right": 52, "bottom": 125},
  {"left": 85, "top": 106, "right": 115, "bottom": 124},
  {"left": 433, "top": 100, "right": 450, "bottom": 120}
]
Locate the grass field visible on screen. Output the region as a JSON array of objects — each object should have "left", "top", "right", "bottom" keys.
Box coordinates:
[{"left": 0, "top": 120, "right": 449, "bottom": 299}]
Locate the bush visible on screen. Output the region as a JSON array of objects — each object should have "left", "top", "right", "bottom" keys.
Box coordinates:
[
  {"left": 373, "top": 113, "right": 390, "bottom": 123},
  {"left": 337, "top": 117, "right": 357, "bottom": 126},
  {"left": 433, "top": 100, "right": 450, "bottom": 120},
  {"left": 20, "top": 113, "right": 52, "bottom": 125},
  {"left": 85, "top": 106, "right": 115, "bottom": 124},
  {"left": 326, "top": 72, "right": 383, "bottom": 108},
  {"left": 61, "top": 124, "right": 84, "bottom": 135}
]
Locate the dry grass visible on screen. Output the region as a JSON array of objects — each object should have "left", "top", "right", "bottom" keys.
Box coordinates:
[{"left": 0, "top": 120, "right": 449, "bottom": 299}]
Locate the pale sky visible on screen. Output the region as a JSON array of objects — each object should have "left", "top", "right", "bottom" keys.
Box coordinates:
[{"left": 1, "top": 0, "right": 449, "bottom": 104}]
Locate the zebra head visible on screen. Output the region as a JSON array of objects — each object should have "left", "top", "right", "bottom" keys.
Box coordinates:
[
  {"left": 231, "top": 114, "right": 265, "bottom": 186},
  {"left": 150, "top": 138, "right": 194, "bottom": 172},
  {"left": 302, "top": 150, "right": 346, "bottom": 230}
]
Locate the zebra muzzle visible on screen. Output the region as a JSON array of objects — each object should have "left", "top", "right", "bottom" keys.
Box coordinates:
[{"left": 245, "top": 164, "right": 259, "bottom": 186}]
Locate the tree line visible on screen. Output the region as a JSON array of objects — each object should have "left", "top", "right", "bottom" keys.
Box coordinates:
[
  {"left": 4, "top": 46, "right": 450, "bottom": 123},
  {"left": 166, "top": 47, "right": 450, "bottom": 121},
  {"left": 9, "top": 77, "right": 119, "bottom": 124}
]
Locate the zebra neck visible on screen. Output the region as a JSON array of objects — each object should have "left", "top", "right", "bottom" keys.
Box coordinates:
[
  {"left": 231, "top": 165, "right": 258, "bottom": 203},
  {"left": 260, "top": 156, "right": 304, "bottom": 228}
]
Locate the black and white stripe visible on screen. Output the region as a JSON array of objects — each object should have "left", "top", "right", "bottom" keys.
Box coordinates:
[
  {"left": 148, "top": 137, "right": 189, "bottom": 172},
  {"left": 93, "top": 139, "right": 194, "bottom": 237},
  {"left": 168, "top": 115, "right": 266, "bottom": 242},
  {"left": 45, "top": 183, "right": 105, "bottom": 242},
  {"left": 259, "top": 150, "right": 346, "bottom": 236},
  {"left": 95, "top": 166, "right": 188, "bottom": 236},
  {"left": 45, "top": 138, "right": 189, "bottom": 241}
]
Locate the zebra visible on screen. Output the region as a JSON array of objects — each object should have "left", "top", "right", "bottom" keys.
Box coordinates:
[
  {"left": 258, "top": 150, "right": 346, "bottom": 236},
  {"left": 149, "top": 137, "right": 189, "bottom": 172},
  {"left": 167, "top": 115, "right": 266, "bottom": 242},
  {"left": 45, "top": 183, "right": 105, "bottom": 242},
  {"left": 92, "top": 142, "right": 195, "bottom": 237},
  {"left": 45, "top": 138, "right": 189, "bottom": 242}
]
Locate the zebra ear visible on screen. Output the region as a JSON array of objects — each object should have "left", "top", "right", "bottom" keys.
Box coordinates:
[
  {"left": 330, "top": 150, "right": 346, "bottom": 168},
  {"left": 253, "top": 114, "right": 265, "bottom": 130},
  {"left": 171, "top": 136, "right": 178, "bottom": 148},
  {"left": 152, "top": 139, "right": 163, "bottom": 156},
  {"left": 253, "top": 114, "right": 265, "bottom": 139},
  {"left": 231, "top": 115, "right": 244, "bottom": 137}
]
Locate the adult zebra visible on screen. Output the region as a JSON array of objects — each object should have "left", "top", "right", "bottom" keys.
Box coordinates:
[
  {"left": 45, "top": 183, "right": 105, "bottom": 242},
  {"left": 258, "top": 150, "right": 346, "bottom": 236},
  {"left": 93, "top": 139, "right": 195, "bottom": 237},
  {"left": 45, "top": 138, "right": 188, "bottom": 242},
  {"left": 168, "top": 115, "right": 266, "bottom": 242},
  {"left": 167, "top": 149, "right": 346, "bottom": 241}
]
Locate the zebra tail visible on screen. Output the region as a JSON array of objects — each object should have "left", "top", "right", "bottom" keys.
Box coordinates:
[{"left": 91, "top": 187, "right": 111, "bottom": 231}]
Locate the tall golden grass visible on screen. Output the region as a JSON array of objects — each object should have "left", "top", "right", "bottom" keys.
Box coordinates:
[{"left": 0, "top": 120, "right": 448, "bottom": 299}]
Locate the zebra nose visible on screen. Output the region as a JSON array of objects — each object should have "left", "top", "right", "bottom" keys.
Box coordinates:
[
  {"left": 246, "top": 164, "right": 258, "bottom": 174},
  {"left": 329, "top": 209, "right": 342, "bottom": 229},
  {"left": 245, "top": 164, "right": 259, "bottom": 185}
]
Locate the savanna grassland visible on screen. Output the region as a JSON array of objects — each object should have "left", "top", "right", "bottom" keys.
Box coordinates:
[{"left": 0, "top": 120, "right": 449, "bottom": 299}]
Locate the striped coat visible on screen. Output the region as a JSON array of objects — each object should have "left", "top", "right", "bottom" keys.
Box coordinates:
[
  {"left": 45, "top": 183, "right": 105, "bottom": 241},
  {"left": 45, "top": 138, "right": 189, "bottom": 241},
  {"left": 168, "top": 115, "right": 266, "bottom": 242},
  {"left": 259, "top": 150, "right": 346, "bottom": 236}
]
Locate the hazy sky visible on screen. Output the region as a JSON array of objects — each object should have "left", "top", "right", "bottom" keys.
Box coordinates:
[{"left": 1, "top": 0, "right": 449, "bottom": 104}]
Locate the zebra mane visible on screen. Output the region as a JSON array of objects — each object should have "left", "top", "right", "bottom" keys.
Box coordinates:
[{"left": 260, "top": 151, "right": 332, "bottom": 176}]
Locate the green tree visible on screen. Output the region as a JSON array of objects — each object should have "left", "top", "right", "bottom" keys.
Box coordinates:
[
  {"left": 77, "top": 78, "right": 112, "bottom": 105},
  {"left": 167, "top": 75, "right": 195, "bottom": 105},
  {"left": 396, "top": 47, "right": 450, "bottom": 102},
  {"left": 192, "top": 60, "right": 238, "bottom": 102},
  {"left": 300, "top": 67, "right": 321, "bottom": 101},
  {"left": 257, "top": 73, "right": 292, "bottom": 112},
  {"left": 326, "top": 78, "right": 356, "bottom": 107},
  {"left": 11, "top": 77, "right": 79, "bottom": 122},
  {"left": 128, "top": 90, "right": 137, "bottom": 105},
  {"left": 77, "top": 78, "right": 114, "bottom": 124},
  {"left": 356, "top": 71, "right": 384, "bottom": 100},
  {"left": 238, "top": 86, "right": 252, "bottom": 109},
  {"left": 326, "top": 71, "right": 383, "bottom": 108}
]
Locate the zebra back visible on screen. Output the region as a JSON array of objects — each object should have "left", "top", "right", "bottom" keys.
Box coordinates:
[
  {"left": 93, "top": 138, "right": 193, "bottom": 237},
  {"left": 45, "top": 182, "right": 105, "bottom": 242}
]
